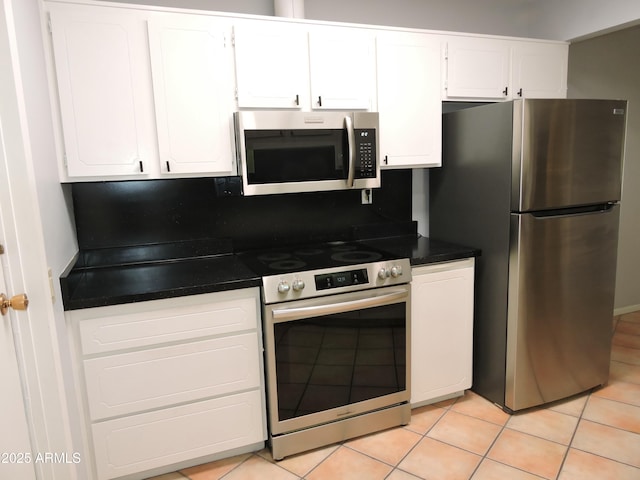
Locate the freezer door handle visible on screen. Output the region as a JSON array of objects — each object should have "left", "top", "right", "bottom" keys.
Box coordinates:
[{"left": 529, "top": 203, "right": 616, "bottom": 219}]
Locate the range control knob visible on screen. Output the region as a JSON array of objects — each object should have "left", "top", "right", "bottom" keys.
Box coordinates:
[
  {"left": 390, "top": 265, "right": 403, "bottom": 278},
  {"left": 277, "top": 281, "right": 290, "bottom": 294},
  {"left": 292, "top": 279, "right": 306, "bottom": 291},
  {"left": 378, "top": 268, "right": 390, "bottom": 280}
]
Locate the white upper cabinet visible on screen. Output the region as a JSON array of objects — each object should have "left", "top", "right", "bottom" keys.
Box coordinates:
[
  {"left": 233, "top": 22, "right": 374, "bottom": 111},
  {"left": 233, "top": 21, "right": 309, "bottom": 109},
  {"left": 48, "top": 4, "right": 156, "bottom": 178},
  {"left": 511, "top": 41, "right": 568, "bottom": 99},
  {"left": 376, "top": 31, "right": 441, "bottom": 168},
  {"left": 46, "top": 1, "right": 569, "bottom": 179},
  {"left": 148, "top": 13, "right": 236, "bottom": 175},
  {"left": 444, "top": 36, "right": 511, "bottom": 100},
  {"left": 308, "top": 28, "right": 375, "bottom": 110},
  {"left": 443, "top": 35, "right": 568, "bottom": 101}
]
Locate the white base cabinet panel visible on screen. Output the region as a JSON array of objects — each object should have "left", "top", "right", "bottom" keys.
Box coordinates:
[
  {"left": 411, "top": 259, "right": 475, "bottom": 406},
  {"left": 84, "top": 333, "right": 261, "bottom": 421},
  {"left": 77, "top": 290, "right": 259, "bottom": 355},
  {"left": 92, "top": 390, "right": 264, "bottom": 480},
  {"left": 67, "top": 288, "right": 266, "bottom": 480}
]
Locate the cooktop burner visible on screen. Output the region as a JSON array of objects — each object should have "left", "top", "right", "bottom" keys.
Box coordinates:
[
  {"left": 238, "top": 241, "right": 411, "bottom": 303},
  {"left": 238, "top": 241, "right": 391, "bottom": 276}
]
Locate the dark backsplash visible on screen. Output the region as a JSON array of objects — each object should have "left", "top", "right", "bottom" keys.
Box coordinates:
[{"left": 72, "top": 170, "right": 413, "bottom": 252}]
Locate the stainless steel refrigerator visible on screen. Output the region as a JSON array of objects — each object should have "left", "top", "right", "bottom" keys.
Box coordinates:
[{"left": 430, "top": 99, "right": 627, "bottom": 412}]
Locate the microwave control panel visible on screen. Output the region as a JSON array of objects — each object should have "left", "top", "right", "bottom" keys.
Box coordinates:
[{"left": 355, "top": 129, "right": 377, "bottom": 178}]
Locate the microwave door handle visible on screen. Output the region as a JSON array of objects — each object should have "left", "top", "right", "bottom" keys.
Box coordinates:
[{"left": 345, "top": 115, "right": 356, "bottom": 188}]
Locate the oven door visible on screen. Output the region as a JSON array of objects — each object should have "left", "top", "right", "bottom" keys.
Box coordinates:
[{"left": 263, "top": 285, "right": 411, "bottom": 436}]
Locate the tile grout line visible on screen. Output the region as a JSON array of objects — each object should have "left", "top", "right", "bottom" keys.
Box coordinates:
[
  {"left": 180, "top": 312, "right": 640, "bottom": 480},
  {"left": 377, "top": 400, "right": 455, "bottom": 480},
  {"left": 551, "top": 313, "right": 640, "bottom": 475},
  {"left": 464, "top": 403, "right": 558, "bottom": 480},
  {"left": 567, "top": 445, "right": 640, "bottom": 471},
  {"left": 589, "top": 390, "right": 640, "bottom": 412},
  {"left": 344, "top": 416, "right": 447, "bottom": 479},
  {"left": 379, "top": 404, "right": 450, "bottom": 480},
  {"left": 553, "top": 387, "right": 590, "bottom": 480},
  {"left": 210, "top": 451, "right": 258, "bottom": 480},
  {"left": 302, "top": 443, "right": 344, "bottom": 479}
]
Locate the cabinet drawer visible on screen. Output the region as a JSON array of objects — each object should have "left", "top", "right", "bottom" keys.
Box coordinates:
[
  {"left": 91, "top": 390, "right": 265, "bottom": 480},
  {"left": 84, "top": 333, "right": 262, "bottom": 420},
  {"left": 75, "top": 289, "right": 259, "bottom": 355}
]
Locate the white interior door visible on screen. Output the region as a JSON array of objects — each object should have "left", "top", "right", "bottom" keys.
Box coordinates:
[
  {"left": 1, "top": 1, "right": 70, "bottom": 478},
  {"left": 0, "top": 121, "right": 36, "bottom": 480}
]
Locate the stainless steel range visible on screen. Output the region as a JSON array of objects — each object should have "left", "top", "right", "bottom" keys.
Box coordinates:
[{"left": 239, "top": 241, "right": 412, "bottom": 460}]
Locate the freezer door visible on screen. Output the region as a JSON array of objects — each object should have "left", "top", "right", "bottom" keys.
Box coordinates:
[
  {"left": 505, "top": 205, "right": 619, "bottom": 411},
  {"left": 513, "top": 99, "right": 626, "bottom": 211}
]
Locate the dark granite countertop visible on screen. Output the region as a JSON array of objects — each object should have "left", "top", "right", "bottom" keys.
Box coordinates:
[
  {"left": 61, "top": 239, "right": 261, "bottom": 310},
  {"left": 362, "top": 235, "right": 480, "bottom": 266},
  {"left": 61, "top": 235, "right": 479, "bottom": 311}
]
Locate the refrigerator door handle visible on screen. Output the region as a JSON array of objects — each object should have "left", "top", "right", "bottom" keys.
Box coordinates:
[{"left": 529, "top": 203, "right": 616, "bottom": 219}]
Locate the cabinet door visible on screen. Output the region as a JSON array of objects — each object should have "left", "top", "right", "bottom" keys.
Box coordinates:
[
  {"left": 377, "top": 32, "right": 441, "bottom": 168},
  {"left": 511, "top": 41, "right": 568, "bottom": 99},
  {"left": 49, "top": 5, "right": 155, "bottom": 177},
  {"left": 444, "top": 37, "right": 510, "bottom": 100},
  {"left": 233, "top": 22, "right": 308, "bottom": 109},
  {"left": 92, "top": 390, "right": 265, "bottom": 480},
  {"left": 148, "top": 14, "right": 235, "bottom": 175},
  {"left": 309, "top": 28, "right": 374, "bottom": 110},
  {"left": 411, "top": 259, "right": 474, "bottom": 406}
]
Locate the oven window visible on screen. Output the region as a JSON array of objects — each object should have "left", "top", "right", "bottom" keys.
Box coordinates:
[
  {"left": 245, "top": 129, "right": 347, "bottom": 184},
  {"left": 273, "top": 303, "right": 406, "bottom": 421}
]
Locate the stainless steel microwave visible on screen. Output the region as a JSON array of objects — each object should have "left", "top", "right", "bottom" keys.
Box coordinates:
[{"left": 234, "top": 111, "right": 380, "bottom": 195}]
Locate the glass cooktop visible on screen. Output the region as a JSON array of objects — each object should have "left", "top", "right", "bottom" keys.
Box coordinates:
[{"left": 237, "top": 241, "right": 401, "bottom": 276}]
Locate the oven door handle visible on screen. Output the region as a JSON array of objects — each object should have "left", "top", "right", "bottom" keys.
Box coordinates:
[
  {"left": 345, "top": 115, "right": 356, "bottom": 188},
  {"left": 271, "top": 289, "right": 408, "bottom": 322}
]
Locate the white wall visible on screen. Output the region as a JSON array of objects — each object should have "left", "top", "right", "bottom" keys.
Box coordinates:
[
  {"left": 304, "top": 0, "right": 539, "bottom": 38},
  {"left": 568, "top": 25, "right": 640, "bottom": 312},
  {"left": 533, "top": 0, "right": 640, "bottom": 40},
  {"left": 112, "top": 0, "right": 274, "bottom": 15},
  {"left": 11, "top": 1, "right": 78, "bottom": 277},
  {"left": 111, "top": 0, "right": 640, "bottom": 40}
]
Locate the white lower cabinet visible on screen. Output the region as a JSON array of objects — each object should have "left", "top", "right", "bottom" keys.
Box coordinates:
[
  {"left": 83, "top": 333, "right": 261, "bottom": 421},
  {"left": 410, "top": 258, "right": 475, "bottom": 406},
  {"left": 91, "top": 390, "right": 263, "bottom": 480},
  {"left": 67, "top": 288, "right": 266, "bottom": 480}
]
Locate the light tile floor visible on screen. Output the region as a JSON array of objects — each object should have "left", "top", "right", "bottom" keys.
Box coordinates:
[{"left": 149, "top": 311, "right": 640, "bottom": 480}]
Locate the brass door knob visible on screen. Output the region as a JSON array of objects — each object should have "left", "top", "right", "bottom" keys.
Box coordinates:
[{"left": 0, "top": 293, "right": 29, "bottom": 316}]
